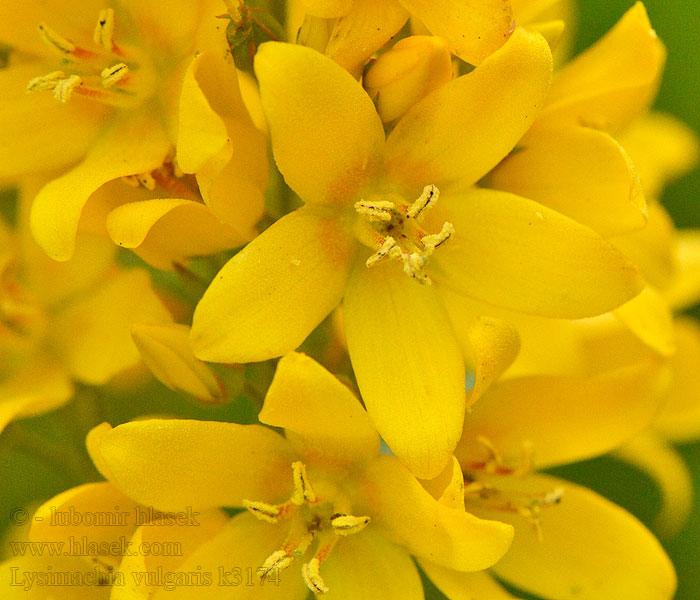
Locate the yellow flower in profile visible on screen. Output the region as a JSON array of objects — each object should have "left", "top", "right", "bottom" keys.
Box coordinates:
[
  {"left": 85, "top": 352, "right": 514, "bottom": 598},
  {"left": 0, "top": 0, "right": 267, "bottom": 262},
  {"left": 0, "top": 182, "right": 171, "bottom": 433},
  {"left": 191, "top": 32, "right": 644, "bottom": 478}
]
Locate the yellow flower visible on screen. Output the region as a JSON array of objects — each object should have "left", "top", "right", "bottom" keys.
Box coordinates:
[
  {"left": 84, "top": 352, "right": 514, "bottom": 598},
  {"left": 0, "top": 181, "right": 171, "bottom": 433},
  {"left": 191, "top": 32, "right": 644, "bottom": 478},
  {"left": 0, "top": 0, "right": 267, "bottom": 262}
]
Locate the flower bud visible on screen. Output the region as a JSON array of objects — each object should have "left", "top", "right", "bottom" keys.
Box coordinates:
[
  {"left": 364, "top": 35, "right": 453, "bottom": 124},
  {"left": 131, "top": 322, "right": 224, "bottom": 403}
]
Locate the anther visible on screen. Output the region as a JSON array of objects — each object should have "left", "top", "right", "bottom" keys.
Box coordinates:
[
  {"left": 242, "top": 500, "right": 285, "bottom": 523},
  {"left": 330, "top": 513, "right": 370, "bottom": 536},
  {"left": 38, "top": 23, "right": 76, "bottom": 55},
  {"left": 101, "top": 63, "right": 129, "bottom": 87},
  {"left": 365, "top": 237, "right": 399, "bottom": 268},
  {"left": 302, "top": 558, "right": 329, "bottom": 595},
  {"left": 291, "top": 462, "right": 317, "bottom": 506},
  {"left": 136, "top": 172, "right": 156, "bottom": 190},
  {"left": 27, "top": 71, "right": 66, "bottom": 92},
  {"left": 259, "top": 550, "right": 293, "bottom": 580},
  {"left": 407, "top": 184, "right": 439, "bottom": 221},
  {"left": 53, "top": 75, "right": 82, "bottom": 103},
  {"left": 422, "top": 222, "right": 454, "bottom": 252},
  {"left": 93, "top": 8, "right": 116, "bottom": 51},
  {"left": 121, "top": 175, "right": 141, "bottom": 188},
  {"left": 354, "top": 200, "right": 395, "bottom": 223}
]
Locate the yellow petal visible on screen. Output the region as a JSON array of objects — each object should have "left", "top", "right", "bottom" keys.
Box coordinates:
[
  {"left": 0, "top": 62, "right": 106, "bottom": 180},
  {"left": 51, "top": 269, "right": 171, "bottom": 385},
  {"left": 176, "top": 54, "right": 230, "bottom": 174},
  {"left": 490, "top": 125, "right": 646, "bottom": 237},
  {"left": 191, "top": 208, "right": 356, "bottom": 363},
  {"left": 457, "top": 361, "right": 666, "bottom": 470},
  {"left": 0, "top": 359, "right": 73, "bottom": 433},
  {"left": 259, "top": 352, "right": 380, "bottom": 468},
  {"left": 131, "top": 323, "right": 224, "bottom": 402},
  {"left": 664, "top": 230, "right": 700, "bottom": 311},
  {"left": 533, "top": 2, "right": 665, "bottom": 134},
  {"left": 106, "top": 198, "right": 245, "bottom": 270},
  {"left": 654, "top": 317, "right": 700, "bottom": 442},
  {"left": 431, "top": 188, "right": 644, "bottom": 318},
  {"left": 300, "top": 0, "right": 354, "bottom": 18},
  {"left": 119, "top": 0, "right": 207, "bottom": 51},
  {"left": 150, "top": 513, "right": 309, "bottom": 600},
  {"left": 30, "top": 113, "right": 171, "bottom": 261},
  {"left": 324, "top": 0, "right": 409, "bottom": 78},
  {"left": 398, "top": 0, "right": 513, "bottom": 65},
  {"left": 356, "top": 455, "right": 514, "bottom": 571},
  {"left": 30, "top": 482, "right": 140, "bottom": 547},
  {"left": 613, "top": 286, "right": 676, "bottom": 357},
  {"left": 419, "top": 563, "right": 520, "bottom": 599},
  {"left": 86, "top": 420, "right": 294, "bottom": 511},
  {"left": 385, "top": 27, "right": 551, "bottom": 192},
  {"left": 321, "top": 527, "right": 423, "bottom": 600},
  {"left": 615, "top": 434, "right": 693, "bottom": 539},
  {"left": 619, "top": 112, "right": 699, "bottom": 198},
  {"left": 421, "top": 456, "right": 465, "bottom": 511},
  {"left": 254, "top": 42, "right": 384, "bottom": 204},
  {"left": 480, "top": 474, "right": 676, "bottom": 600},
  {"left": 344, "top": 262, "right": 465, "bottom": 479},
  {"left": 610, "top": 200, "right": 678, "bottom": 291},
  {"left": 463, "top": 316, "right": 521, "bottom": 407}
]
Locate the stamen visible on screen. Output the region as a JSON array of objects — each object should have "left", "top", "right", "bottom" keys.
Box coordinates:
[
  {"left": 53, "top": 75, "right": 82, "bottom": 103},
  {"left": 121, "top": 175, "right": 141, "bottom": 188},
  {"left": 476, "top": 435, "right": 504, "bottom": 474},
  {"left": 136, "top": 172, "right": 156, "bottom": 190},
  {"left": 330, "top": 513, "right": 370, "bottom": 536},
  {"left": 354, "top": 200, "right": 396, "bottom": 223},
  {"left": 407, "top": 184, "right": 439, "bottom": 221},
  {"left": 259, "top": 550, "right": 293, "bottom": 579},
  {"left": 365, "top": 237, "right": 400, "bottom": 268},
  {"left": 422, "top": 222, "right": 454, "bottom": 252},
  {"left": 38, "top": 22, "right": 76, "bottom": 55},
  {"left": 101, "top": 62, "right": 128, "bottom": 87},
  {"left": 291, "top": 461, "right": 317, "bottom": 506},
  {"left": 93, "top": 8, "right": 115, "bottom": 51},
  {"left": 27, "top": 71, "right": 66, "bottom": 92},
  {"left": 242, "top": 499, "right": 294, "bottom": 524},
  {"left": 302, "top": 558, "right": 329, "bottom": 595}
]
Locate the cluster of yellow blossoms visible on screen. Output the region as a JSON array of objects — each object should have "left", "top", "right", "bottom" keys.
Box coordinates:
[{"left": 1, "top": 0, "right": 699, "bottom": 598}]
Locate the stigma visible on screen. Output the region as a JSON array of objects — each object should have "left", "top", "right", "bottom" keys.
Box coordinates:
[
  {"left": 27, "top": 10, "right": 146, "bottom": 108},
  {"left": 355, "top": 185, "right": 454, "bottom": 285},
  {"left": 242, "top": 461, "right": 370, "bottom": 595}
]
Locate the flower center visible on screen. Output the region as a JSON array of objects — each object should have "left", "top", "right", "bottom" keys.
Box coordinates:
[
  {"left": 354, "top": 184, "right": 454, "bottom": 285},
  {"left": 27, "top": 9, "right": 153, "bottom": 107},
  {"left": 243, "top": 461, "right": 370, "bottom": 595},
  {"left": 462, "top": 436, "right": 564, "bottom": 541}
]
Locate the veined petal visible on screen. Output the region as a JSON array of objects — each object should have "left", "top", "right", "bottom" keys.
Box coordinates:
[
  {"left": 30, "top": 113, "right": 171, "bottom": 261},
  {"left": 356, "top": 455, "right": 514, "bottom": 572},
  {"left": 344, "top": 262, "right": 465, "bottom": 479},
  {"left": 431, "top": 188, "right": 644, "bottom": 318},
  {"left": 489, "top": 126, "right": 646, "bottom": 237},
  {"left": 324, "top": 0, "right": 409, "bottom": 77},
  {"left": 610, "top": 201, "right": 678, "bottom": 291},
  {"left": 150, "top": 515, "right": 308, "bottom": 600},
  {"left": 665, "top": 230, "right": 700, "bottom": 311},
  {"left": 106, "top": 199, "right": 245, "bottom": 270},
  {"left": 259, "top": 352, "right": 380, "bottom": 468},
  {"left": 462, "top": 316, "right": 520, "bottom": 407},
  {"left": 254, "top": 42, "right": 384, "bottom": 204},
  {"left": 615, "top": 434, "right": 693, "bottom": 539},
  {"left": 398, "top": 0, "right": 513, "bottom": 65},
  {"left": 50, "top": 269, "right": 171, "bottom": 385},
  {"left": 0, "top": 359, "right": 73, "bottom": 434},
  {"left": 0, "top": 62, "right": 106, "bottom": 180},
  {"left": 654, "top": 318, "right": 700, "bottom": 442},
  {"left": 384, "top": 27, "right": 552, "bottom": 192},
  {"left": 86, "top": 420, "right": 295, "bottom": 512},
  {"left": 457, "top": 361, "right": 666, "bottom": 470},
  {"left": 419, "top": 563, "right": 521, "bottom": 599},
  {"left": 321, "top": 527, "right": 423, "bottom": 600},
  {"left": 613, "top": 286, "right": 675, "bottom": 357},
  {"left": 191, "top": 208, "right": 355, "bottom": 363},
  {"left": 481, "top": 474, "right": 676, "bottom": 600},
  {"left": 532, "top": 2, "right": 665, "bottom": 134},
  {"left": 620, "top": 112, "right": 699, "bottom": 198}
]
